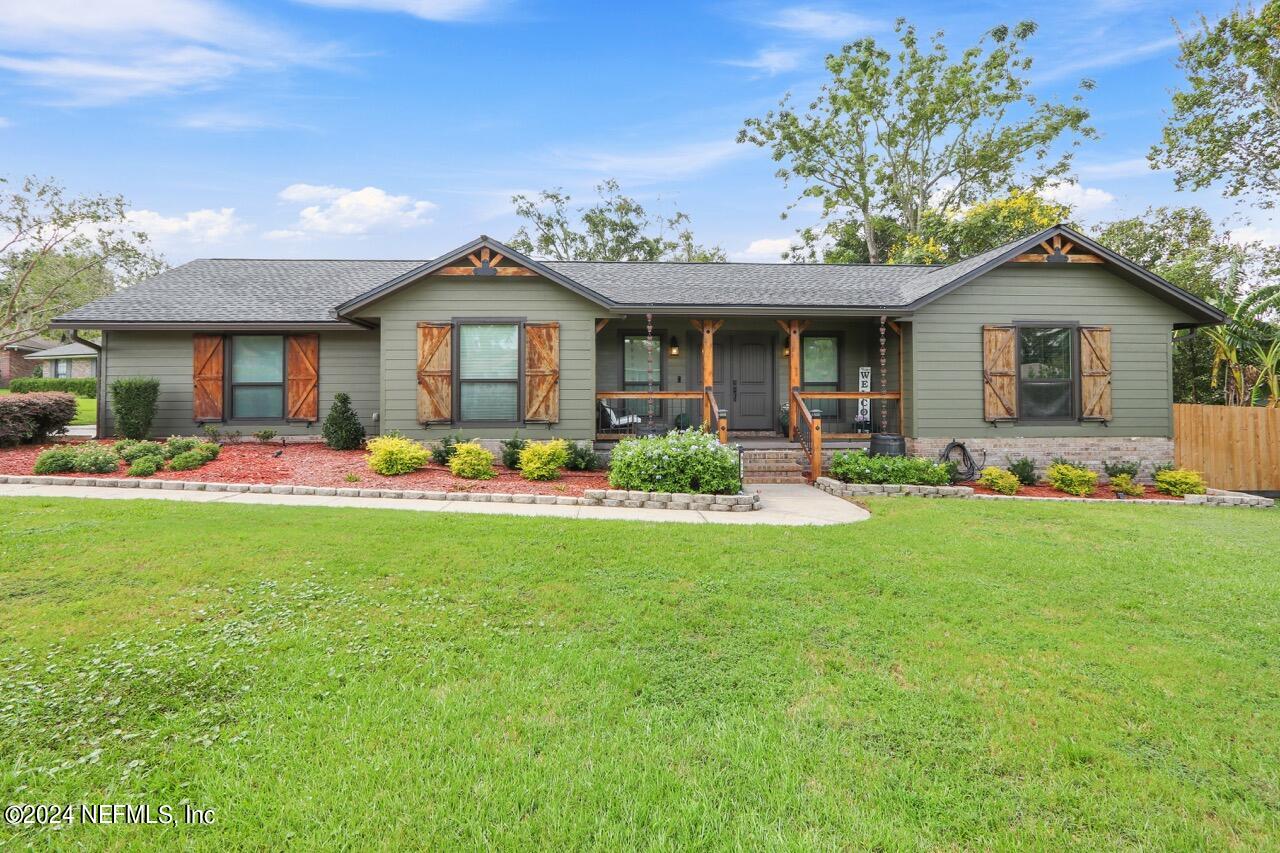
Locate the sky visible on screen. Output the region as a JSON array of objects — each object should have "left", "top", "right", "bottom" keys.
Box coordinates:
[{"left": 1, "top": 0, "right": 1271, "bottom": 266}]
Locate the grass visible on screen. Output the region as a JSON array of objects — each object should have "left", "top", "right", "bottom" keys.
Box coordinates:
[
  {"left": 0, "top": 387, "right": 95, "bottom": 425},
  {"left": 1, "top": 496, "right": 1278, "bottom": 849}
]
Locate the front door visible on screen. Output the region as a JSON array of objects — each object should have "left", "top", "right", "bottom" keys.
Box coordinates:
[{"left": 729, "top": 333, "right": 773, "bottom": 430}]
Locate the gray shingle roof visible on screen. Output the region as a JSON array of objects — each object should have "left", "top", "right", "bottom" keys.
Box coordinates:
[
  {"left": 55, "top": 259, "right": 424, "bottom": 325},
  {"left": 3, "top": 334, "right": 59, "bottom": 351},
  {"left": 541, "top": 260, "right": 936, "bottom": 307},
  {"left": 25, "top": 341, "right": 98, "bottom": 359}
]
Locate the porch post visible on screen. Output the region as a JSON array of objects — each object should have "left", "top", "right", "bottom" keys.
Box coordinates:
[
  {"left": 888, "top": 320, "right": 904, "bottom": 433},
  {"left": 777, "top": 319, "right": 808, "bottom": 439},
  {"left": 693, "top": 319, "right": 722, "bottom": 428}
]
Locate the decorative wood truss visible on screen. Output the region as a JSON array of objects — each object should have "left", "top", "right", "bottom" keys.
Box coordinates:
[
  {"left": 434, "top": 246, "right": 538, "bottom": 277},
  {"left": 1012, "top": 233, "right": 1103, "bottom": 265}
]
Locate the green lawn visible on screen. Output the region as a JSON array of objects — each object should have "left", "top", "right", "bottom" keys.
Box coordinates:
[
  {"left": 1, "top": 497, "right": 1277, "bottom": 849},
  {"left": 0, "top": 387, "right": 95, "bottom": 426}
]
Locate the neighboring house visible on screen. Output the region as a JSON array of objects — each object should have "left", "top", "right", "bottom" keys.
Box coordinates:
[
  {"left": 51, "top": 225, "right": 1224, "bottom": 472},
  {"left": 0, "top": 335, "right": 59, "bottom": 387},
  {"left": 24, "top": 341, "right": 99, "bottom": 380}
]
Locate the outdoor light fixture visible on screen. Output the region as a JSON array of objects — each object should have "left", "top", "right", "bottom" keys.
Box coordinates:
[
  {"left": 669, "top": 336, "right": 680, "bottom": 357},
  {"left": 783, "top": 339, "right": 790, "bottom": 358}
]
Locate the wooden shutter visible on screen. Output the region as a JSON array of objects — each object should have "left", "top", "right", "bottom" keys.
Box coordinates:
[
  {"left": 286, "top": 334, "right": 320, "bottom": 421},
  {"left": 1080, "top": 326, "right": 1112, "bottom": 421},
  {"left": 192, "top": 334, "right": 224, "bottom": 422},
  {"left": 524, "top": 322, "right": 560, "bottom": 423},
  {"left": 417, "top": 322, "right": 452, "bottom": 423},
  {"left": 982, "top": 325, "right": 1017, "bottom": 422}
]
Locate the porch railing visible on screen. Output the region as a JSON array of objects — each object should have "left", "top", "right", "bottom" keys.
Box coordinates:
[
  {"left": 792, "top": 389, "right": 823, "bottom": 481},
  {"left": 791, "top": 390, "right": 902, "bottom": 440},
  {"left": 596, "top": 390, "right": 728, "bottom": 444}
]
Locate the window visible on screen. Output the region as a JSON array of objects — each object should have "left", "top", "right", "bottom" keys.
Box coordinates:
[
  {"left": 803, "top": 335, "right": 839, "bottom": 421},
  {"left": 53, "top": 359, "right": 70, "bottom": 379},
  {"left": 622, "top": 334, "right": 664, "bottom": 418},
  {"left": 458, "top": 323, "right": 519, "bottom": 421},
  {"left": 230, "top": 335, "right": 284, "bottom": 419},
  {"left": 1018, "top": 326, "right": 1075, "bottom": 420}
]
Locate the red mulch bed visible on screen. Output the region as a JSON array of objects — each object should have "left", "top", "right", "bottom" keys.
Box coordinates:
[
  {"left": 964, "top": 481, "right": 1181, "bottom": 501},
  {"left": 0, "top": 441, "right": 611, "bottom": 496}
]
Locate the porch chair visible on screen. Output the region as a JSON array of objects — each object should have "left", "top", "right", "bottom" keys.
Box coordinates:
[{"left": 597, "top": 400, "right": 643, "bottom": 434}]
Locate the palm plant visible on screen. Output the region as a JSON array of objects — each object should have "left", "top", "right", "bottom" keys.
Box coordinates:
[
  {"left": 1204, "top": 282, "right": 1280, "bottom": 405},
  {"left": 1251, "top": 339, "right": 1280, "bottom": 407}
]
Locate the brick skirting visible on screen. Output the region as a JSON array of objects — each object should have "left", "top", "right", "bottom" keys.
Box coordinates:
[{"left": 907, "top": 436, "right": 1175, "bottom": 481}]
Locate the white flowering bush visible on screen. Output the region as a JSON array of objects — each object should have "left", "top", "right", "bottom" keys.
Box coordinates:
[{"left": 607, "top": 429, "right": 741, "bottom": 494}]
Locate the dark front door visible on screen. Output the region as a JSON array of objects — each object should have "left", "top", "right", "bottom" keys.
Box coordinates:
[{"left": 730, "top": 333, "right": 773, "bottom": 430}]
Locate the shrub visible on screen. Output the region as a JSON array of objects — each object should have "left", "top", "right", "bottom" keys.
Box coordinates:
[
  {"left": 565, "top": 442, "right": 602, "bottom": 472},
  {"left": 72, "top": 445, "right": 120, "bottom": 474},
  {"left": 162, "top": 436, "right": 202, "bottom": 459},
  {"left": 192, "top": 442, "right": 221, "bottom": 464},
  {"left": 1152, "top": 461, "right": 1175, "bottom": 476},
  {"left": 518, "top": 439, "right": 569, "bottom": 481},
  {"left": 1154, "top": 468, "right": 1206, "bottom": 497},
  {"left": 321, "top": 393, "right": 365, "bottom": 451},
  {"left": 500, "top": 433, "right": 527, "bottom": 469},
  {"left": 430, "top": 433, "right": 464, "bottom": 466},
  {"left": 1051, "top": 456, "right": 1073, "bottom": 467},
  {"left": 0, "top": 392, "right": 77, "bottom": 446},
  {"left": 9, "top": 377, "right": 97, "bottom": 398},
  {"left": 168, "top": 449, "right": 206, "bottom": 472},
  {"left": 367, "top": 434, "right": 431, "bottom": 476},
  {"left": 117, "top": 440, "right": 165, "bottom": 464},
  {"left": 449, "top": 442, "right": 496, "bottom": 480},
  {"left": 33, "top": 445, "right": 78, "bottom": 474},
  {"left": 608, "top": 429, "right": 741, "bottom": 495},
  {"left": 1007, "top": 457, "right": 1037, "bottom": 486},
  {"left": 110, "top": 377, "right": 160, "bottom": 440},
  {"left": 978, "top": 466, "right": 1020, "bottom": 495},
  {"left": 253, "top": 429, "right": 278, "bottom": 443},
  {"left": 1047, "top": 462, "right": 1098, "bottom": 497},
  {"left": 829, "top": 450, "right": 952, "bottom": 486},
  {"left": 127, "top": 456, "right": 162, "bottom": 477},
  {"left": 1103, "top": 460, "right": 1140, "bottom": 479},
  {"left": 201, "top": 423, "right": 223, "bottom": 443},
  {"left": 1110, "top": 473, "right": 1144, "bottom": 497}
]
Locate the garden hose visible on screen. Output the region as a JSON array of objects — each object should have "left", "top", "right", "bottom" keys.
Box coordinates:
[{"left": 938, "top": 440, "right": 982, "bottom": 482}]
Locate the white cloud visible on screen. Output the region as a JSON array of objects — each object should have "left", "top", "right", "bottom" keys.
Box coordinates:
[
  {"left": 126, "top": 207, "right": 245, "bottom": 243},
  {"left": 1041, "top": 182, "right": 1117, "bottom": 215},
  {"left": 1230, "top": 223, "right": 1280, "bottom": 247},
  {"left": 264, "top": 229, "right": 307, "bottom": 240},
  {"left": 555, "top": 140, "right": 743, "bottom": 182},
  {"left": 0, "top": 0, "right": 335, "bottom": 104},
  {"left": 1077, "top": 157, "right": 1160, "bottom": 179},
  {"left": 275, "top": 183, "right": 437, "bottom": 235},
  {"left": 1037, "top": 36, "right": 1179, "bottom": 82},
  {"left": 177, "top": 110, "right": 298, "bottom": 132},
  {"left": 758, "top": 6, "right": 878, "bottom": 40},
  {"left": 292, "top": 0, "right": 495, "bottom": 20},
  {"left": 734, "top": 237, "right": 793, "bottom": 261},
  {"left": 722, "top": 48, "right": 805, "bottom": 75},
  {"left": 0, "top": 116, "right": 9, "bottom": 127}
]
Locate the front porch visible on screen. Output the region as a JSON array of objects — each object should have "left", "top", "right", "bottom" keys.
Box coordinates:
[{"left": 593, "top": 314, "right": 907, "bottom": 477}]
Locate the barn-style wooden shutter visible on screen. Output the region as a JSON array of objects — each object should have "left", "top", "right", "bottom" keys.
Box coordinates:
[
  {"left": 417, "top": 322, "right": 452, "bottom": 423},
  {"left": 524, "top": 322, "right": 560, "bottom": 423},
  {"left": 192, "top": 334, "right": 225, "bottom": 422},
  {"left": 1079, "top": 326, "right": 1112, "bottom": 421},
  {"left": 286, "top": 334, "right": 320, "bottom": 422},
  {"left": 982, "top": 325, "right": 1018, "bottom": 422}
]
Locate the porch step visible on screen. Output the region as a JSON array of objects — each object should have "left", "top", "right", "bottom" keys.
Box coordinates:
[{"left": 741, "top": 448, "right": 810, "bottom": 485}]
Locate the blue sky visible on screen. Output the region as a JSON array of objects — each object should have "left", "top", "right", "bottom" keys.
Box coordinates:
[{"left": 1, "top": 0, "right": 1269, "bottom": 266}]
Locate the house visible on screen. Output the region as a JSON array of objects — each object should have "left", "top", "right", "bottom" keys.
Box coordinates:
[
  {"left": 50, "top": 224, "right": 1224, "bottom": 476},
  {"left": 1, "top": 335, "right": 59, "bottom": 387},
  {"left": 24, "top": 341, "right": 99, "bottom": 380}
]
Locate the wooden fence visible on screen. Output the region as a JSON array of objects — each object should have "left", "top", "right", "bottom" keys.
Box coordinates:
[{"left": 1173, "top": 403, "right": 1280, "bottom": 491}]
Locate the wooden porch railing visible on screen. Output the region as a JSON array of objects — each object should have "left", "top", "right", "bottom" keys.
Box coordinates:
[
  {"left": 792, "top": 389, "right": 822, "bottom": 481},
  {"left": 790, "top": 390, "right": 902, "bottom": 440},
  {"left": 596, "top": 389, "right": 729, "bottom": 444}
]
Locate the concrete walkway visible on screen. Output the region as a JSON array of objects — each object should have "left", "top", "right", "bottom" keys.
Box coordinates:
[{"left": 0, "top": 482, "right": 868, "bottom": 526}]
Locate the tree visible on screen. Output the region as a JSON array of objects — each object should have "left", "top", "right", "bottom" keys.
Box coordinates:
[
  {"left": 1, "top": 176, "right": 164, "bottom": 348},
  {"left": 509, "top": 180, "right": 725, "bottom": 262},
  {"left": 1150, "top": 2, "right": 1280, "bottom": 208},
  {"left": 889, "top": 190, "right": 1073, "bottom": 263},
  {"left": 739, "top": 18, "right": 1094, "bottom": 263},
  {"left": 1094, "top": 207, "right": 1280, "bottom": 403},
  {"left": 788, "top": 216, "right": 908, "bottom": 264}
]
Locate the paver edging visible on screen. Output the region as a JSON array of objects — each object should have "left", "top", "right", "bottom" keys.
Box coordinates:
[
  {"left": 0, "top": 475, "right": 763, "bottom": 511},
  {"left": 813, "top": 476, "right": 1273, "bottom": 508}
]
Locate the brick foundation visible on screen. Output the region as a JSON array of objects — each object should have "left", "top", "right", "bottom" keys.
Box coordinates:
[{"left": 906, "top": 436, "right": 1175, "bottom": 481}]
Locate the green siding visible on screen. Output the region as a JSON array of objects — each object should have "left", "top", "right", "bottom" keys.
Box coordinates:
[
  {"left": 101, "top": 329, "right": 380, "bottom": 437},
  {"left": 910, "top": 265, "right": 1193, "bottom": 438},
  {"left": 354, "top": 275, "right": 606, "bottom": 441}
]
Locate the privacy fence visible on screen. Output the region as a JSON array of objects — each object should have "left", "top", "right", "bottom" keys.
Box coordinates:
[{"left": 1173, "top": 403, "right": 1280, "bottom": 492}]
